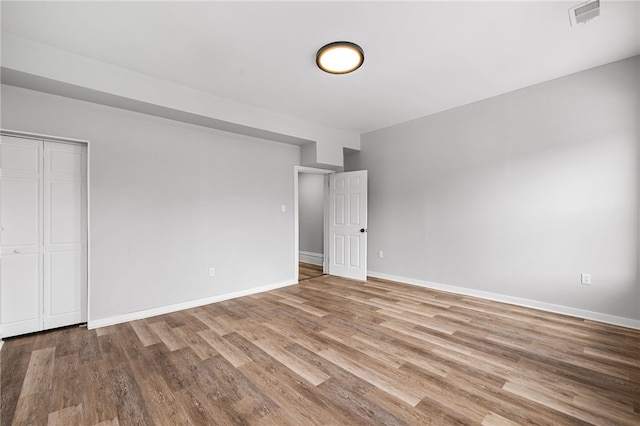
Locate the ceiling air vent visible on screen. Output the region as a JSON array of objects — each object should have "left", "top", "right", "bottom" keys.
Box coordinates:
[{"left": 569, "top": 0, "right": 600, "bottom": 26}]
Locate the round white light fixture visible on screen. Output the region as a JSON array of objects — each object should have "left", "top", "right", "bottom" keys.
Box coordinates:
[{"left": 316, "top": 41, "right": 364, "bottom": 74}]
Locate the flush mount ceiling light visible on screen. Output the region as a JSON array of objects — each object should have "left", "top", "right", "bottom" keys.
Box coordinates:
[{"left": 316, "top": 41, "right": 364, "bottom": 74}]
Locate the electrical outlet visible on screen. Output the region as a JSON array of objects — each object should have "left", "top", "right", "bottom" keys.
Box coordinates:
[
  {"left": 209, "top": 267, "right": 215, "bottom": 277},
  {"left": 581, "top": 273, "right": 591, "bottom": 285},
  {"left": 378, "top": 250, "right": 384, "bottom": 259}
]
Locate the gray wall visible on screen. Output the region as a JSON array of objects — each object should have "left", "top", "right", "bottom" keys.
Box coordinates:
[
  {"left": 346, "top": 56, "right": 640, "bottom": 320},
  {"left": 1, "top": 84, "right": 299, "bottom": 321},
  {"left": 298, "top": 173, "right": 324, "bottom": 255}
]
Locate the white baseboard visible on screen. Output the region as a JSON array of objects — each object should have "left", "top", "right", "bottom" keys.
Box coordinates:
[
  {"left": 368, "top": 271, "right": 640, "bottom": 330},
  {"left": 87, "top": 279, "right": 297, "bottom": 330},
  {"left": 299, "top": 251, "right": 324, "bottom": 266}
]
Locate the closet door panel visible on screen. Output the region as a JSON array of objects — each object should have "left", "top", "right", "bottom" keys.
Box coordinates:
[
  {"left": 0, "top": 140, "right": 41, "bottom": 248},
  {"left": 1, "top": 178, "right": 40, "bottom": 247},
  {"left": 49, "top": 180, "right": 83, "bottom": 244},
  {"left": 0, "top": 253, "right": 41, "bottom": 335},
  {"left": 47, "top": 251, "right": 83, "bottom": 324},
  {"left": 0, "top": 136, "right": 43, "bottom": 337},
  {"left": 43, "top": 141, "right": 87, "bottom": 329}
]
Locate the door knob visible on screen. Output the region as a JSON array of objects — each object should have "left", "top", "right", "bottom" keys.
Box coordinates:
[{"left": 360, "top": 228, "right": 366, "bottom": 233}]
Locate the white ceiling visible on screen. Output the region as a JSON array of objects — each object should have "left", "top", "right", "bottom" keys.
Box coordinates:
[{"left": 1, "top": 1, "right": 639, "bottom": 134}]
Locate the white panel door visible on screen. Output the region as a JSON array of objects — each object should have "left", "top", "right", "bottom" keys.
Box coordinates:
[
  {"left": 43, "top": 141, "right": 87, "bottom": 329},
  {"left": 329, "top": 170, "right": 367, "bottom": 281},
  {"left": 0, "top": 136, "right": 44, "bottom": 337}
]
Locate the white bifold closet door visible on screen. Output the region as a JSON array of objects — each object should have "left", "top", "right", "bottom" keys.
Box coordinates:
[{"left": 1, "top": 135, "right": 87, "bottom": 338}]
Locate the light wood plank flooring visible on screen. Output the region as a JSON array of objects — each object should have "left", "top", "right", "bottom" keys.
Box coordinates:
[
  {"left": 299, "top": 262, "right": 325, "bottom": 281},
  {"left": 2, "top": 275, "right": 639, "bottom": 425}
]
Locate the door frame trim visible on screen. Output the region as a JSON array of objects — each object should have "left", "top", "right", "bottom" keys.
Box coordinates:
[
  {"left": 293, "top": 166, "right": 334, "bottom": 282},
  {"left": 0, "top": 129, "right": 90, "bottom": 338}
]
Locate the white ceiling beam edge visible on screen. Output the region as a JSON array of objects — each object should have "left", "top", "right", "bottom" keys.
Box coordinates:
[{"left": 0, "top": 32, "right": 359, "bottom": 169}]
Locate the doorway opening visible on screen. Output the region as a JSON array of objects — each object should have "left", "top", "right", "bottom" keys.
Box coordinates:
[
  {"left": 294, "top": 166, "right": 369, "bottom": 283},
  {"left": 294, "top": 166, "right": 332, "bottom": 282}
]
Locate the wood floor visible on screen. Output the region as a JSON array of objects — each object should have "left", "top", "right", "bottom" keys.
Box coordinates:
[
  {"left": 299, "top": 262, "right": 325, "bottom": 281},
  {"left": 2, "top": 275, "right": 639, "bottom": 426}
]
